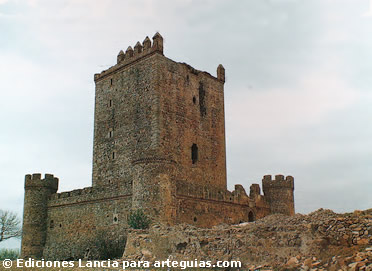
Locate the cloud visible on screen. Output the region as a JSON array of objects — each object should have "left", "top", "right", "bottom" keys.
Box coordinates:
[
  {"left": 362, "top": 0, "right": 372, "bottom": 17},
  {"left": 227, "top": 69, "right": 359, "bottom": 142}
]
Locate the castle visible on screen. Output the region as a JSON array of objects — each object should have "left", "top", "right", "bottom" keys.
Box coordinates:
[{"left": 21, "top": 33, "right": 295, "bottom": 260}]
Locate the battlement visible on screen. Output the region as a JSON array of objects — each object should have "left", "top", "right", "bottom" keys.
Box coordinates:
[
  {"left": 94, "top": 32, "right": 164, "bottom": 82},
  {"left": 47, "top": 180, "right": 133, "bottom": 208},
  {"left": 24, "top": 173, "right": 59, "bottom": 192},
  {"left": 94, "top": 32, "right": 224, "bottom": 84},
  {"left": 49, "top": 187, "right": 93, "bottom": 200},
  {"left": 262, "top": 174, "right": 294, "bottom": 190},
  {"left": 48, "top": 181, "right": 132, "bottom": 201},
  {"left": 176, "top": 180, "right": 252, "bottom": 205}
]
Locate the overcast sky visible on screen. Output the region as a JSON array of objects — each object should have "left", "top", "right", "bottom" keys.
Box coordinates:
[{"left": 1, "top": 0, "right": 372, "bottom": 248}]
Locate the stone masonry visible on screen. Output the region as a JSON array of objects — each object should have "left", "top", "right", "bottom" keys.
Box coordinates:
[
  {"left": 21, "top": 33, "right": 295, "bottom": 260},
  {"left": 123, "top": 209, "right": 372, "bottom": 270}
]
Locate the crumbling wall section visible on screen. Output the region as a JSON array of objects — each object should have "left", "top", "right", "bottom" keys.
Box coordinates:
[
  {"left": 123, "top": 209, "right": 372, "bottom": 269},
  {"left": 174, "top": 180, "right": 270, "bottom": 227}
]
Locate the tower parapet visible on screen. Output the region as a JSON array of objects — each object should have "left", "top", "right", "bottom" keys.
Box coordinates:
[
  {"left": 95, "top": 33, "right": 164, "bottom": 82},
  {"left": 21, "top": 173, "right": 59, "bottom": 259},
  {"left": 262, "top": 174, "right": 295, "bottom": 216}
]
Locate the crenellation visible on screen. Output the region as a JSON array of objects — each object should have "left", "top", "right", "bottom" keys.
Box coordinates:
[
  {"left": 125, "top": 46, "right": 133, "bottom": 58},
  {"left": 94, "top": 34, "right": 165, "bottom": 82},
  {"left": 152, "top": 32, "right": 163, "bottom": 53},
  {"left": 32, "top": 173, "right": 41, "bottom": 180},
  {"left": 134, "top": 41, "right": 143, "bottom": 55},
  {"left": 263, "top": 174, "right": 272, "bottom": 181},
  {"left": 47, "top": 181, "right": 133, "bottom": 209},
  {"left": 142, "top": 36, "right": 152, "bottom": 50},
  {"left": 262, "top": 174, "right": 295, "bottom": 189},
  {"left": 217, "top": 64, "right": 225, "bottom": 82},
  {"left": 234, "top": 184, "right": 248, "bottom": 196},
  {"left": 275, "top": 174, "right": 285, "bottom": 181},
  {"left": 286, "top": 175, "right": 294, "bottom": 182},
  {"left": 175, "top": 180, "right": 251, "bottom": 205},
  {"left": 262, "top": 174, "right": 295, "bottom": 216},
  {"left": 117, "top": 50, "right": 125, "bottom": 63},
  {"left": 25, "top": 173, "right": 59, "bottom": 192}
]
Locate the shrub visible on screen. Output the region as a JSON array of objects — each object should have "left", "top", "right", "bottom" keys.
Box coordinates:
[
  {"left": 128, "top": 209, "right": 151, "bottom": 229},
  {"left": 0, "top": 248, "right": 19, "bottom": 260}
]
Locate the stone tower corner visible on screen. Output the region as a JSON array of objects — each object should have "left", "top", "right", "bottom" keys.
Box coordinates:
[
  {"left": 262, "top": 174, "right": 295, "bottom": 216},
  {"left": 217, "top": 64, "right": 225, "bottom": 82}
]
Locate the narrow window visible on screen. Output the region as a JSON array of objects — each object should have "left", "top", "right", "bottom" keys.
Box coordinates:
[
  {"left": 109, "top": 99, "right": 112, "bottom": 107},
  {"left": 112, "top": 151, "right": 116, "bottom": 159},
  {"left": 192, "top": 96, "right": 196, "bottom": 104},
  {"left": 109, "top": 129, "right": 113, "bottom": 138},
  {"left": 199, "top": 82, "right": 206, "bottom": 117},
  {"left": 110, "top": 78, "right": 113, "bottom": 86},
  {"left": 191, "top": 144, "right": 198, "bottom": 164}
]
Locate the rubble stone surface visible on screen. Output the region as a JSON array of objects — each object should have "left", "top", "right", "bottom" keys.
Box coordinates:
[{"left": 123, "top": 209, "right": 372, "bottom": 270}]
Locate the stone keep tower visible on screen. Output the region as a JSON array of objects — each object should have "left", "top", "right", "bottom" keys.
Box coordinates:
[{"left": 92, "top": 32, "right": 227, "bottom": 218}]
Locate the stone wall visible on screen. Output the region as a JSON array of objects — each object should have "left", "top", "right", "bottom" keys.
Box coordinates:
[
  {"left": 44, "top": 182, "right": 132, "bottom": 260},
  {"left": 174, "top": 180, "right": 270, "bottom": 226},
  {"left": 92, "top": 43, "right": 163, "bottom": 188},
  {"left": 155, "top": 57, "right": 227, "bottom": 190}
]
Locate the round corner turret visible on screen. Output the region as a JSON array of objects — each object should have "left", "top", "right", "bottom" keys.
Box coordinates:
[
  {"left": 262, "top": 174, "right": 295, "bottom": 216},
  {"left": 21, "top": 173, "right": 59, "bottom": 259}
]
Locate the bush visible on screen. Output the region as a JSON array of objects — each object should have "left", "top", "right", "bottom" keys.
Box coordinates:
[
  {"left": 0, "top": 248, "right": 19, "bottom": 260},
  {"left": 94, "top": 231, "right": 126, "bottom": 260},
  {"left": 128, "top": 209, "right": 151, "bottom": 229}
]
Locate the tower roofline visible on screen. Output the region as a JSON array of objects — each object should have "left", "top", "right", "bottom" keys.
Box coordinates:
[{"left": 94, "top": 33, "right": 225, "bottom": 84}]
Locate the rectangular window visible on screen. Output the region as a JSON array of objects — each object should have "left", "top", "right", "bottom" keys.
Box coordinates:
[{"left": 191, "top": 144, "right": 198, "bottom": 164}]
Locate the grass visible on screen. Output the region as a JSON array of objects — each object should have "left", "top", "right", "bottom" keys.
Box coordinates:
[{"left": 0, "top": 248, "right": 19, "bottom": 260}]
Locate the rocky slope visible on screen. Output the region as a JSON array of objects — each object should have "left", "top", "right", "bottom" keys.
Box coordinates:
[{"left": 123, "top": 209, "right": 372, "bottom": 270}]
